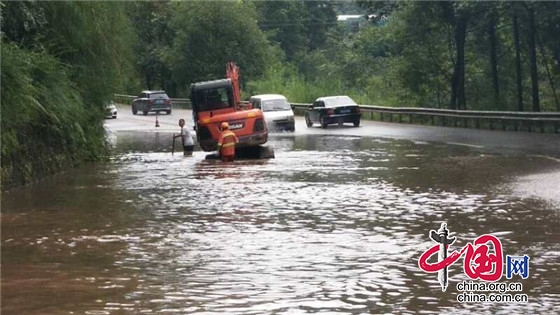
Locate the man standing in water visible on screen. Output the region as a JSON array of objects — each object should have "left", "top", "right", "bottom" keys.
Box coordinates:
[
  {"left": 174, "top": 119, "right": 194, "bottom": 156},
  {"left": 217, "top": 122, "right": 238, "bottom": 162}
]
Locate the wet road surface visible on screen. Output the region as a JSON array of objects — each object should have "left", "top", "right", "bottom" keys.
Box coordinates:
[
  {"left": 106, "top": 104, "right": 560, "bottom": 157},
  {"left": 2, "top": 105, "right": 560, "bottom": 314}
]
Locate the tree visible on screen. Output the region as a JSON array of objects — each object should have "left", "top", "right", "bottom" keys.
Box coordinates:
[
  {"left": 255, "top": 0, "right": 337, "bottom": 60},
  {"left": 303, "top": 1, "right": 338, "bottom": 51},
  {"left": 384, "top": 2, "right": 457, "bottom": 108},
  {"left": 127, "top": 1, "right": 175, "bottom": 94},
  {"left": 526, "top": 3, "right": 540, "bottom": 112},
  {"left": 1, "top": 1, "right": 135, "bottom": 188},
  {"left": 255, "top": 1, "right": 307, "bottom": 61},
  {"left": 511, "top": 6, "right": 524, "bottom": 111},
  {"left": 437, "top": 1, "right": 479, "bottom": 110},
  {"left": 487, "top": 6, "right": 501, "bottom": 109},
  {"left": 247, "top": 0, "right": 560, "bottom": 112},
  {"left": 534, "top": 2, "right": 560, "bottom": 111},
  {"left": 166, "top": 1, "right": 277, "bottom": 96}
]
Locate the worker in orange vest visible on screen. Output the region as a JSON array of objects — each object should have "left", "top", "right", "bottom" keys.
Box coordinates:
[{"left": 217, "top": 122, "right": 239, "bottom": 162}]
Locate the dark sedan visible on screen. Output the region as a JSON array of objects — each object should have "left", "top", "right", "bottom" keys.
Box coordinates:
[
  {"left": 305, "top": 95, "right": 361, "bottom": 128},
  {"left": 132, "top": 90, "right": 172, "bottom": 115}
]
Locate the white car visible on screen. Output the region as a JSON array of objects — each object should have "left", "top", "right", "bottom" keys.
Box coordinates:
[
  {"left": 105, "top": 102, "right": 118, "bottom": 119},
  {"left": 249, "top": 94, "right": 295, "bottom": 132}
]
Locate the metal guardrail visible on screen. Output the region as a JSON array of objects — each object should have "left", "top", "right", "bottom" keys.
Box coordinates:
[
  {"left": 290, "top": 103, "right": 560, "bottom": 133},
  {"left": 114, "top": 94, "right": 560, "bottom": 133}
]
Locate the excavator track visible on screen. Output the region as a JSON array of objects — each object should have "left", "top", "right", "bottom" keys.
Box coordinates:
[{"left": 204, "top": 145, "right": 275, "bottom": 160}]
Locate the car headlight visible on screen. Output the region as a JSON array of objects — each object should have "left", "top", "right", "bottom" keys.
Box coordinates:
[{"left": 287, "top": 116, "right": 294, "bottom": 121}]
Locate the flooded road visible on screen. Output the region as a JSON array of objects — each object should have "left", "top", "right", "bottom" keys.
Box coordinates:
[{"left": 2, "top": 128, "right": 560, "bottom": 314}]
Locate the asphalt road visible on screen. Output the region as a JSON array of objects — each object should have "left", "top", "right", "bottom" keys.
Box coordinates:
[{"left": 106, "top": 104, "right": 560, "bottom": 158}]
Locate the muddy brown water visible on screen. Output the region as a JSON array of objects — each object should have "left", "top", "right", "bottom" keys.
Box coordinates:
[{"left": 2, "top": 132, "right": 560, "bottom": 314}]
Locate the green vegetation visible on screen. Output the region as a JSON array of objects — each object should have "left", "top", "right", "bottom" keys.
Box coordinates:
[
  {"left": 247, "top": 1, "right": 560, "bottom": 110},
  {"left": 1, "top": 1, "right": 133, "bottom": 189},
  {"left": 1, "top": 43, "right": 98, "bottom": 187},
  {"left": 2, "top": 0, "right": 560, "bottom": 188}
]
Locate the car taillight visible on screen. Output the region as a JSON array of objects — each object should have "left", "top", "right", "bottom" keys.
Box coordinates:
[
  {"left": 165, "top": 99, "right": 171, "bottom": 104},
  {"left": 354, "top": 107, "right": 361, "bottom": 113},
  {"left": 327, "top": 109, "right": 334, "bottom": 115},
  {"left": 253, "top": 118, "right": 265, "bottom": 132}
]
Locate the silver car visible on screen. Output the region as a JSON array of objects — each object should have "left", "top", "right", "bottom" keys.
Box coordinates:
[{"left": 249, "top": 94, "right": 295, "bottom": 132}]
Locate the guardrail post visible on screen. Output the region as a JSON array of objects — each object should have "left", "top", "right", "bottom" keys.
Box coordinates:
[
  {"left": 380, "top": 112, "right": 384, "bottom": 121},
  {"left": 371, "top": 112, "right": 374, "bottom": 120},
  {"left": 389, "top": 113, "right": 393, "bottom": 122},
  {"left": 489, "top": 119, "right": 493, "bottom": 130},
  {"left": 399, "top": 114, "right": 402, "bottom": 123},
  {"left": 431, "top": 116, "right": 434, "bottom": 126},
  {"left": 540, "top": 121, "right": 544, "bottom": 133},
  {"left": 454, "top": 117, "right": 457, "bottom": 127},
  {"left": 502, "top": 119, "right": 506, "bottom": 131},
  {"left": 555, "top": 122, "right": 559, "bottom": 134}
]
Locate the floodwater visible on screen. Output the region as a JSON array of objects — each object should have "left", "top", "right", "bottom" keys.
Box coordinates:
[{"left": 2, "top": 132, "right": 560, "bottom": 314}]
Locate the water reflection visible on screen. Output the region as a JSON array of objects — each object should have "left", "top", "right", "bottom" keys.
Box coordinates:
[{"left": 2, "top": 132, "right": 560, "bottom": 314}]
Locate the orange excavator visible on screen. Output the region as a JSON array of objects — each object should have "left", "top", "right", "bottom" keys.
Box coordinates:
[{"left": 190, "top": 62, "right": 274, "bottom": 159}]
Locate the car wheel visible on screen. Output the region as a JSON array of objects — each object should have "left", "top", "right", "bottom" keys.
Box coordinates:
[
  {"left": 143, "top": 110, "right": 148, "bottom": 116},
  {"left": 353, "top": 119, "right": 360, "bottom": 127},
  {"left": 305, "top": 114, "right": 313, "bottom": 127},
  {"left": 112, "top": 115, "right": 117, "bottom": 119},
  {"left": 338, "top": 120, "right": 344, "bottom": 127},
  {"left": 166, "top": 110, "right": 172, "bottom": 115},
  {"left": 320, "top": 116, "right": 328, "bottom": 128},
  {"left": 132, "top": 106, "right": 138, "bottom": 115}
]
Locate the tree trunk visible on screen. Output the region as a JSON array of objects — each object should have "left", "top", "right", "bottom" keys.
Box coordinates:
[
  {"left": 441, "top": 1, "right": 458, "bottom": 110},
  {"left": 513, "top": 12, "right": 523, "bottom": 111},
  {"left": 527, "top": 7, "right": 540, "bottom": 112},
  {"left": 145, "top": 73, "right": 152, "bottom": 90},
  {"left": 455, "top": 15, "right": 468, "bottom": 110},
  {"left": 450, "top": 68, "right": 458, "bottom": 110},
  {"left": 160, "top": 70, "right": 165, "bottom": 91},
  {"left": 537, "top": 30, "right": 560, "bottom": 111},
  {"left": 488, "top": 11, "right": 501, "bottom": 110},
  {"left": 449, "top": 15, "right": 467, "bottom": 110},
  {"left": 555, "top": 48, "right": 560, "bottom": 74}
]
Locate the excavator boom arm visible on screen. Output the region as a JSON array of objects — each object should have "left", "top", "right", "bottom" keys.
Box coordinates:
[{"left": 226, "top": 62, "right": 240, "bottom": 107}]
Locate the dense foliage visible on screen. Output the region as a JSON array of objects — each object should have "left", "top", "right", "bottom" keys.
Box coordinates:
[
  {"left": 1, "top": 1, "right": 133, "bottom": 188},
  {"left": 2, "top": 0, "right": 560, "bottom": 188},
  {"left": 247, "top": 1, "right": 560, "bottom": 111}
]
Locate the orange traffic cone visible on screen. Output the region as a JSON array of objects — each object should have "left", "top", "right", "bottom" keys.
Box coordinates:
[{"left": 155, "top": 115, "right": 160, "bottom": 127}]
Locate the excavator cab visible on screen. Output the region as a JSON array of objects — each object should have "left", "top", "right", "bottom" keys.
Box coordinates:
[
  {"left": 191, "top": 79, "right": 235, "bottom": 120},
  {"left": 190, "top": 79, "right": 268, "bottom": 152}
]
